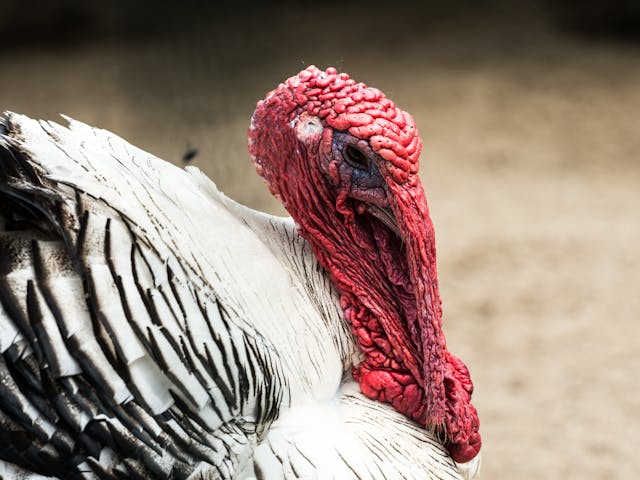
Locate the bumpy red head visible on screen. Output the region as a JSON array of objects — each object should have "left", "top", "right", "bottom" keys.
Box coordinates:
[{"left": 248, "top": 66, "right": 481, "bottom": 463}]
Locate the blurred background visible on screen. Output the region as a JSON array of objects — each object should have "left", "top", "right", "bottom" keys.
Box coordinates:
[{"left": 1, "top": 0, "right": 639, "bottom": 478}]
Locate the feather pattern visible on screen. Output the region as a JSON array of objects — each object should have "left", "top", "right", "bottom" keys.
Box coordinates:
[{"left": 0, "top": 113, "right": 478, "bottom": 479}]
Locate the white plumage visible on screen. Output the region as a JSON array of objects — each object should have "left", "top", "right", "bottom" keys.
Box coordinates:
[{"left": 0, "top": 113, "right": 479, "bottom": 479}]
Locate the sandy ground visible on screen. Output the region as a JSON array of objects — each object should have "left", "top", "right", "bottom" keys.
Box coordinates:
[{"left": 1, "top": 3, "right": 639, "bottom": 478}]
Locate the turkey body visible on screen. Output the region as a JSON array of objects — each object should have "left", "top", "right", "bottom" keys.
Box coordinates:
[{"left": 0, "top": 114, "right": 478, "bottom": 479}]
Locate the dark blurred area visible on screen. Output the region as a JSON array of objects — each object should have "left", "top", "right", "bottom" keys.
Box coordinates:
[
  {"left": 0, "top": 0, "right": 218, "bottom": 47},
  {"left": 1, "top": 0, "right": 640, "bottom": 48},
  {"left": 554, "top": 0, "right": 640, "bottom": 40},
  {"left": 0, "top": 1, "right": 638, "bottom": 54},
  {"left": 1, "top": 2, "right": 639, "bottom": 479}
]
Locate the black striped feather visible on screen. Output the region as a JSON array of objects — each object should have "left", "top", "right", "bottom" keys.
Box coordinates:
[{"left": 0, "top": 114, "right": 286, "bottom": 479}]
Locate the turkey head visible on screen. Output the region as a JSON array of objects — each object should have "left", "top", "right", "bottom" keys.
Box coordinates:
[{"left": 249, "top": 66, "right": 481, "bottom": 463}]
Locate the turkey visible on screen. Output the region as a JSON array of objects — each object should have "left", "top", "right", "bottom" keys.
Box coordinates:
[{"left": 0, "top": 66, "right": 481, "bottom": 480}]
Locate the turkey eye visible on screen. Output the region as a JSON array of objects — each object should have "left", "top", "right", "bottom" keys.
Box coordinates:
[{"left": 344, "top": 145, "right": 369, "bottom": 169}]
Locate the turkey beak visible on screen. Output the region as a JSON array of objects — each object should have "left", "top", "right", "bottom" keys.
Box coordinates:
[{"left": 365, "top": 203, "right": 401, "bottom": 237}]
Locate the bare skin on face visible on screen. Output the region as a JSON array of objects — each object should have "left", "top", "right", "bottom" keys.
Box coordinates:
[{"left": 249, "top": 66, "right": 481, "bottom": 463}]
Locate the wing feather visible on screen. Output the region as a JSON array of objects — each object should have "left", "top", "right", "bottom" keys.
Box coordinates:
[{"left": 0, "top": 113, "right": 299, "bottom": 478}]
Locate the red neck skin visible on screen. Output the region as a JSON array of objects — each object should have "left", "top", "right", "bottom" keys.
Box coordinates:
[{"left": 249, "top": 67, "right": 480, "bottom": 463}]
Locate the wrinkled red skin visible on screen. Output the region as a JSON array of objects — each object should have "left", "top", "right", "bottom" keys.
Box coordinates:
[{"left": 248, "top": 66, "right": 480, "bottom": 463}]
